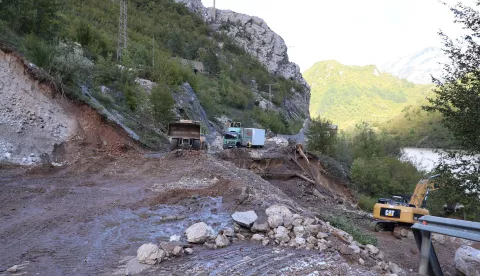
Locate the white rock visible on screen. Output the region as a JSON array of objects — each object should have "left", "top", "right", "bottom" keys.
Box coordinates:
[
  {"left": 262, "top": 238, "right": 270, "bottom": 246},
  {"left": 251, "top": 234, "right": 265, "bottom": 241},
  {"left": 455, "top": 245, "right": 480, "bottom": 276},
  {"left": 169, "top": 235, "right": 181, "bottom": 242},
  {"left": 215, "top": 234, "right": 230, "bottom": 248},
  {"left": 185, "top": 248, "right": 193, "bottom": 255},
  {"left": 137, "top": 243, "right": 165, "bottom": 265},
  {"left": 6, "top": 265, "right": 18, "bottom": 273},
  {"left": 366, "top": 244, "right": 379, "bottom": 255},
  {"left": 389, "top": 262, "right": 402, "bottom": 274},
  {"left": 349, "top": 244, "right": 361, "bottom": 254},
  {"left": 306, "top": 224, "right": 322, "bottom": 235},
  {"left": 317, "top": 232, "right": 328, "bottom": 239},
  {"left": 359, "top": 258, "right": 365, "bottom": 265},
  {"left": 295, "top": 237, "right": 306, "bottom": 246},
  {"left": 268, "top": 214, "right": 284, "bottom": 228},
  {"left": 275, "top": 226, "right": 290, "bottom": 242},
  {"left": 302, "top": 217, "right": 315, "bottom": 226},
  {"left": 231, "top": 211, "right": 258, "bottom": 227},
  {"left": 265, "top": 205, "right": 293, "bottom": 218},
  {"left": 185, "top": 222, "right": 215, "bottom": 243},
  {"left": 172, "top": 246, "right": 184, "bottom": 256},
  {"left": 222, "top": 227, "right": 235, "bottom": 237},
  {"left": 293, "top": 226, "right": 306, "bottom": 237}
]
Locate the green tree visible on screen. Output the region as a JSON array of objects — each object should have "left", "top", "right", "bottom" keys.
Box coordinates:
[
  {"left": 306, "top": 117, "right": 337, "bottom": 155},
  {"left": 423, "top": 1, "right": 480, "bottom": 220},
  {"left": 150, "top": 84, "right": 175, "bottom": 127}
]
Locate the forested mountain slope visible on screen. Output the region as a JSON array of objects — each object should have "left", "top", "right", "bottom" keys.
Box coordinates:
[{"left": 304, "top": 60, "right": 433, "bottom": 130}]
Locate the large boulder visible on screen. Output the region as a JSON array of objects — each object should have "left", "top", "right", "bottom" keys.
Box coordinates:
[
  {"left": 455, "top": 246, "right": 480, "bottom": 276},
  {"left": 231, "top": 210, "right": 258, "bottom": 227},
  {"left": 137, "top": 243, "right": 165, "bottom": 265},
  {"left": 185, "top": 222, "right": 215, "bottom": 243}
]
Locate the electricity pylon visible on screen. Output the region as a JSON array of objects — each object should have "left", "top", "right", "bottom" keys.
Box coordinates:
[{"left": 117, "top": 0, "right": 128, "bottom": 61}]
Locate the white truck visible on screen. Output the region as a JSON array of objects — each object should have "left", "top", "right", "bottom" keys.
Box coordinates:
[{"left": 241, "top": 128, "right": 265, "bottom": 148}]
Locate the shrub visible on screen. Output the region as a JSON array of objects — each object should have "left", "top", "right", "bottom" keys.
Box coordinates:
[
  {"left": 328, "top": 215, "right": 377, "bottom": 245},
  {"left": 358, "top": 195, "right": 377, "bottom": 212}
]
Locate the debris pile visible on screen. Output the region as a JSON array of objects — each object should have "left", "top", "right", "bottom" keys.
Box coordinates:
[{"left": 135, "top": 204, "right": 404, "bottom": 275}]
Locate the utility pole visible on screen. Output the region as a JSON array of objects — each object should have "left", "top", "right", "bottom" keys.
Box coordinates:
[
  {"left": 152, "top": 34, "right": 155, "bottom": 66},
  {"left": 117, "top": 0, "right": 128, "bottom": 61},
  {"left": 266, "top": 83, "right": 275, "bottom": 110},
  {"left": 213, "top": 0, "right": 216, "bottom": 22}
]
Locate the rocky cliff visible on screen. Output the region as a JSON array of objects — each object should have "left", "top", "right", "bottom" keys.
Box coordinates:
[{"left": 174, "top": 0, "right": 310, "bottom": 120}]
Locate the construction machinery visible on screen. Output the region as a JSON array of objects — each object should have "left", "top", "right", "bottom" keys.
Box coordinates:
[
  {"left": 168, "top": 120, "right": 207, "bottom": 151},
  {"left": 372, "top": 175, "right": 439, "bottom": 234}
]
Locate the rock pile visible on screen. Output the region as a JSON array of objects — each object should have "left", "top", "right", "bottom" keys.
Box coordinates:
[{"left": 136, "top": 204, "right": 404, "bottom": 275}]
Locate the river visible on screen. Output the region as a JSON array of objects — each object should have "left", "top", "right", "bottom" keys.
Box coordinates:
[{"left": 401, "top": 148, "right": 480, "bottom": 172}]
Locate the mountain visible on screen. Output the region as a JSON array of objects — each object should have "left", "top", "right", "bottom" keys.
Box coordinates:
[
  {"left": 378, "top": 47, "right": 448, "bottom": 84},
  {"left": 304, "top": 60, "right": 434, "bottom": 129}
]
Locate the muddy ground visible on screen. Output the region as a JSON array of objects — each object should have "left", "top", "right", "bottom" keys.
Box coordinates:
[{"left": 0, "top": 147, "right": 476, "bottom": 275}]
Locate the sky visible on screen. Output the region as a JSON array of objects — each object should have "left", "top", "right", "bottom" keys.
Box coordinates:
[{"left": 201, "top": 0, "right": 473, "bottom": 71}]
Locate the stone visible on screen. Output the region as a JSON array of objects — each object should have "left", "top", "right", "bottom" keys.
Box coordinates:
[
  {"left": 268, "top": 214, "right": 283, "bottom": 228},
  {"left": 306, "top": 224, "right": 322, "bottom": 235},
  {"left": 389, "top": 262, "right": 402, "bottom": 274},
  {"left": 317, "top": 232, "right": 328, "bottom": 239},
  {"left": 275, "top": 226, "right": 290, "bottom": 242},
  {"left": 172, "top": 246, "right": 184, "bottom": 256},
  {"left": 215, "top": 234, "right": 230, "bottom": 248},
  {"left": 185, "top": 248, "right": 193, "bottom": 255},
  {"left": 160, "top": 242, "right": 181, "bottom": 255},
  {"left": 302, "top": 217, "right": 315, "bottom": 226},
  {"left": 400, "top": 228, "right": 409, "bottom": 237},
  {"left": 222, "top": 227, "right": 235, "bottom": 237},
  {"left": 204, "top": 242, "right": 217, "bottom": 249},
  {"left": 306, "top": 236, "right": 317, "bottom": 245},
  {"left": 137, "top": 243, "right": 165, "bottom": 265},
  {"left": 292, "top": 218, "right": 303, "bottom": 227},
  {"left": 339, "top": 244, "right": 354, "bottom": 255},
  {"left": 236, "top": 233, "right": 245, "bottom": 241},
  {"left": 293, "top": 226, "right": 306, "bottom": 238},
  {"left": 265, "top": 205, "right": 293, "bottom": 219},
  {"left": 6, "top": 265, "right": 18, "bottom": 273},
  {"left": 185, "top": 222, "right": 215, "bottom": 243},
  {"left": 231, "top": 211, "right": 258, "bottom": 227},
  {"left": 169, "top": 235, "right": 181, "bottom": 242},
  {"left": 294, "top": 237, "right": 306, "bottom": 247},
  {"left": 283, "top": 216, "right": 294, "bottom": 228},
  {"left": 262, "top": 238, "right": 270, "bottom": 246},
  {"left": 251, "top": 220, "right": 270, "bottom": 232},
  {"left": 251, "top": 234, "right": 265, "bottom": 241},
  {"left": 359, "top": 258, "right": 365, "bottom": 265},
  {"left": 349, "top": 244, "right": 361, "bottom": 254},
  {"left": 455, "top": 245, "right": 480, "bottom": 276},
  {"left": 366, "top": 244, "right": 379, "bottom": 255},
  {"left": 318, "top": 242, "right": 328, "bottom": 251},
  {"left": 377, "top": 251, "right": 385, "bottom": 261}
]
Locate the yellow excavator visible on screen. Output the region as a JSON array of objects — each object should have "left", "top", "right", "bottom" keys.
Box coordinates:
[{"left": 372, "top": 175, "right": 439, "bottom": 234}]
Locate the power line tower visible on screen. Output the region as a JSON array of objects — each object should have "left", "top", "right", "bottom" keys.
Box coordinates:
[
  {"left": 266, "top": 83, "right": 275, "bottom": 110},
  {"left": 117, "top": 0, "right": 128, "bottom": 61}
]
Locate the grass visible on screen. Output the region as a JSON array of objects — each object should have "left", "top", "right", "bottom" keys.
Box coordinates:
[{"left": 327, "top": 215, "right": 377, "bottom": 245}]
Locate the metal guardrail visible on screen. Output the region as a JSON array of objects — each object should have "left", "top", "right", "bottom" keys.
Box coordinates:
[{"left": 412, "top": 215, "right": 480, "bottom": 276}]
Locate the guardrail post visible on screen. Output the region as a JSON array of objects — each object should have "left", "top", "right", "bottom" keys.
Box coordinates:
[{"left": 419, "top": 230, "right": 431, "bottom": 275}]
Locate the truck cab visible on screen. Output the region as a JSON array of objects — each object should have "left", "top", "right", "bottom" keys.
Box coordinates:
[{"left": 223, "top": 127, "right": 242, "bottom": 149}]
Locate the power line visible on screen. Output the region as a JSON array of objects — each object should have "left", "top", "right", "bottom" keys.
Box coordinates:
[{"left": 117, "top": 0, "right": 128, "bottom": 61}]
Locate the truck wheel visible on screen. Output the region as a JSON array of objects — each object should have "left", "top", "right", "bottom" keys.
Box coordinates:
[
  {"left": 236, "top": 142, "right": 241, "bottom": 148},
  {"left": 170, "top": 139, "right": 178, "bottom": 151},
  {"left": 192, "top": 139, "right": 201, "bottom": 150}
]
